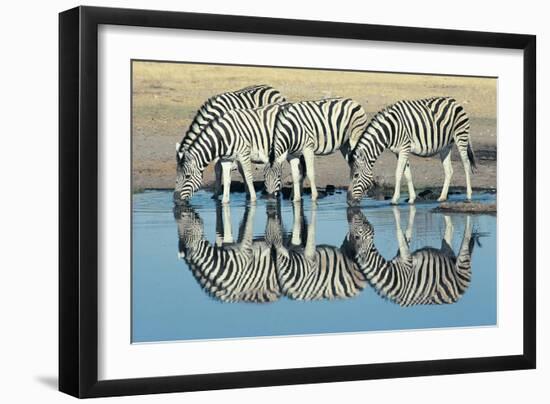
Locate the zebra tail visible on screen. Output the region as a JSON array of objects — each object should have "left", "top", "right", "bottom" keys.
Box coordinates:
[{"left": 467, "top": 142, "right": 477, "bottom": 173}]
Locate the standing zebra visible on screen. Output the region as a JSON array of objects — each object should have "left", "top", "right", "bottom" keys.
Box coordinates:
[
  {"left": 174, "top": 103, "right": 284, "bottom": 204},
  {"left": 174, "top": 203, "right": 280, "bottom": 303},
  {"left": 264, "top": 98, "right": 368, "bottom": 202},
  {"left": 269, "top": 201, "right": 367, "bottom": 301},
  {"left": 346, "top": 206, "right": 476, "bottom": 306},
  {"left": 347, "top": 97, "right": 476, "bottom": 206},
  {"left": 176, "top": 84, "right": 286, "bottom": 198}
]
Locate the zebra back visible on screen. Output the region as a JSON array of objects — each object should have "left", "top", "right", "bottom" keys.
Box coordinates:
[
  {"left": 276, "top": 245, "right": 366, "bottom": 301},
  {"left": 184, "top": 103, "right": 284, "bottom": 170},
  {"left": 176, "top": 205, "right": 281, "bottom": 303},
  {"left": 271, "top": 97, "right": 368, "bottom": 160},
  {"left": 355, "top": 233, "right": 473, "bottom": 307},
  {"left": 353, "top": 97, "right": 470, "bottom": 159},
  {"left": 179, "top": 84, "right": 286, "bottom": 153}
]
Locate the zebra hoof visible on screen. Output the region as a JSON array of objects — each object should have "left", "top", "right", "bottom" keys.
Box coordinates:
[
  {"left": 408, "top": 198, "right": 416, "bottom": 205},
  {"left": 437, "top": 197, "right": 447, "bottom": 202},
  {"left": 390, "top": 199, "right": 400, "bottom": 205}
]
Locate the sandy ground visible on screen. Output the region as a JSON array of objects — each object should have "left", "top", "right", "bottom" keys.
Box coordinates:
[{"left": 132, "top": 62, "right": 497, "bottom": 194}]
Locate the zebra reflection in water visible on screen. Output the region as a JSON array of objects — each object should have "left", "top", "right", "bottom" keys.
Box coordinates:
[
  {"left": 175, "top": 202, "right": 481, "bottom": 306},
  {"left": 269, "top": 202, "right": 367, "bottom": 300},
  {"left": 175, "top": 202, "right": 366, "bottom": 303},
  {"left": 174, "top": 203, "right": 280, "bottom": 303},
  {"left": 346, "top": 206, "right": 479, "bottom": 306}
]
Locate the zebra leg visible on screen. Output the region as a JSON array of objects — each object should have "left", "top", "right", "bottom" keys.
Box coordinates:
[
  {"left": 444, "top": 215, "right": 454, "bottom": 246},
  {"left": 302, "top": 148, "right": 318, "bottom": 201},
  {"left": 391, "top": 152, "right": 409, "bottom": 205},
  {"left": 393, "top": 206, "right": 411, "bottom": 259},
  {"left": 215, "top": 202, "right": 224, "bottom": 247},
  {"left": 291, "top": 201, "right": 303, "bottom": 246},
  {"left": 455, "top": 216, "right": 473, "bottom": 290},
  {"left": 237, "top": 203, "right": 256, "bottom": 252},
  {"left": 222, "top": 203, "right": 234, "bottom": 243},
  {"left": 438, "top": 147, "right": 454, "bottom": 202},
  {"left": 212, "top": 159, "right": 222, "bottom": 199},
  {"left": 405, "top": 205, "right": 416, "bottom": 244},
  {"left": 404, "top": 162, "right": 416, "bottom": 204},
  {"left": 457, "top": 145, "right": 473, "bottom": 201},
  {"left": 237, "top": 155, "right": 257, "bottom": 202},
  {"left": 289, "top": 157, "right": 303, "bottom": 202},
  {"left": 305, "top": 203, "right": 317, "bottom": 260},
  {"left": 221, "top": 161, "right": 233, "bottom": 204}
]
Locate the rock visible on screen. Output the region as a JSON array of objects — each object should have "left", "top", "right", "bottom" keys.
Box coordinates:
[
  {"left": 417, "top": 189, "right": 438, "bottom": 200},
  {"left": 432, "top": 202, "right": 496, "bottom": 214}
]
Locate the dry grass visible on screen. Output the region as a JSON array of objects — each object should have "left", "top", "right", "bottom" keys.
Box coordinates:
[{"left": 132, "top": 61, "right": 497, "bottom": 190}]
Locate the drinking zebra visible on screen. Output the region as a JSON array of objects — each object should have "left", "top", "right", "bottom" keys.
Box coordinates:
[
  {"left": 269, "top": 202, "right": 367, "bottom": 300},
  {"left": 176, "top": 84, "right": 286, "bottom": 198},
  {"left": 174, "top": 203, "right": 280, "bottom": 303},
  {"left": 175, "top": 200, "right": 367, "bottom": 303},
  {"left": 347, "top": 97, "right": 476, "bottom": 206},
  {"left": 174, "top": 103, "right": 285, "bottom": 204},
  {"left": 346, "top": 206, "right": 477, "bottom": 306},
  {"left": 264, "top": 98, "right": 368, "bottom": 202}
]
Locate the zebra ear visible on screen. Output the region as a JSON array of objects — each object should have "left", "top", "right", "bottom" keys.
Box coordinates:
[{"left": 176, "top": 143, "right": 185, "bottom": 162}]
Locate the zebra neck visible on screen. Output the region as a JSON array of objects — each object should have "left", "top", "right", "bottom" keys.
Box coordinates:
[
  {"left": 183, "top": 126, "right": 201, "bottom": 149},
  {"left": 357, "top": 243, "right": 390, "bottom": 278},
  {"left": 189, "top": 135, "right": 219, "bottom": 170},
  {"left": 360, "top": 127, "right": 389, "bottom": 162}
]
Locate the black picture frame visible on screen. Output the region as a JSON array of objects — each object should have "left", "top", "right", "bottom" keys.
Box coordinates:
[{"left": 59, "top": 5, "right": 536, "bottom": 398}]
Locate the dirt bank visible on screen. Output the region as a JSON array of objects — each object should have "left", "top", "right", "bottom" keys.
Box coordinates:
[{"left": 132, "top": 62, "right": 497, "bottom": 193}]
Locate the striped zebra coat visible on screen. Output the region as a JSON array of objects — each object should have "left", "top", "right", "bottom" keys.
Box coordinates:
[
  {"left": 175, "top": 204, "right": 280, "bottom": 303},
  {"left": 175, "top": 84, "right": 286, "bottom": 199},
  {"left": 268, "top": 202, "right": 367, "bottom": 301},
  {"left": 347, "top": 97, "right": 476, "bottom": 206},
  {"left": 264, "top": 98, "right": 368, "bottom": 202},
  {"left": 174, "top": 103, "right": 283, "bottom": 204},
  {"left": 175, "top": 202, "right": 367, "bottom": 303},
  {"left": 346, "top": 207, "right": 475, "bottom": 307}
]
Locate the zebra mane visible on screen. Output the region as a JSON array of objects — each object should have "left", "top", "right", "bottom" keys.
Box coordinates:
[
  {"left": 202, "top": 84, "right": 273, "bottom": 105},
  {"left": 180, "top": 84, "right": 277, "bottom": 149}
]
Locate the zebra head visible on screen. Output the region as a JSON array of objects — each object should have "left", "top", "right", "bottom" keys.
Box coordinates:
[
  {"left": 263, "top": 162, "right": 283, "bottom": 198},
  {"left": 264, "top": 203, "right": 284, "bottom": 248},
  {"left": 174, "top": 154, "right": 203, "bottom": 203},
  {"left": 345, "top": 207, "right": 375, "bottom": 261},
  {"left": 347, "top": 148, "right": 374, "bottom": 206},
  {"left": 173, "top": 204, "right": 204, "bottom": 259}
]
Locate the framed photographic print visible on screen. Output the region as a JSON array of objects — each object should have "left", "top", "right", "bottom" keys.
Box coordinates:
[{"left": 59, "top": 6, "right": 536, "bottom": 398}]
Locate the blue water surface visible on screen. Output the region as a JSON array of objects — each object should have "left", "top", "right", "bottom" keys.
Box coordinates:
[{"left": 132, "top": 190, "right": 497, "bottom": 343}]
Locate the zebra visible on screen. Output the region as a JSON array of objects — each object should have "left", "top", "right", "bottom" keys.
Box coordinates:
[
  {"left": 174, "top": 202, "right": 280, "bottom": 303},
  {"left": 269, "top": 201, "right": 367, "bottom": 301},
  {"left": 346, "top": 206, "right": 477, "bottom": 306},
  {"left": 264, "top": 98, "right": 368, "bottom": 202},
  {"left": 175, "top": 200, "right": 366, "bottom": 303},
  {"left": 347, "top": 97, "right": 476, "bottom": 206},
  {"left": 174, "top": 102, "right": 285, "bottom": 204},
  {"left": 176, "top": 84, "right": 286, "bottom": 199}
]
